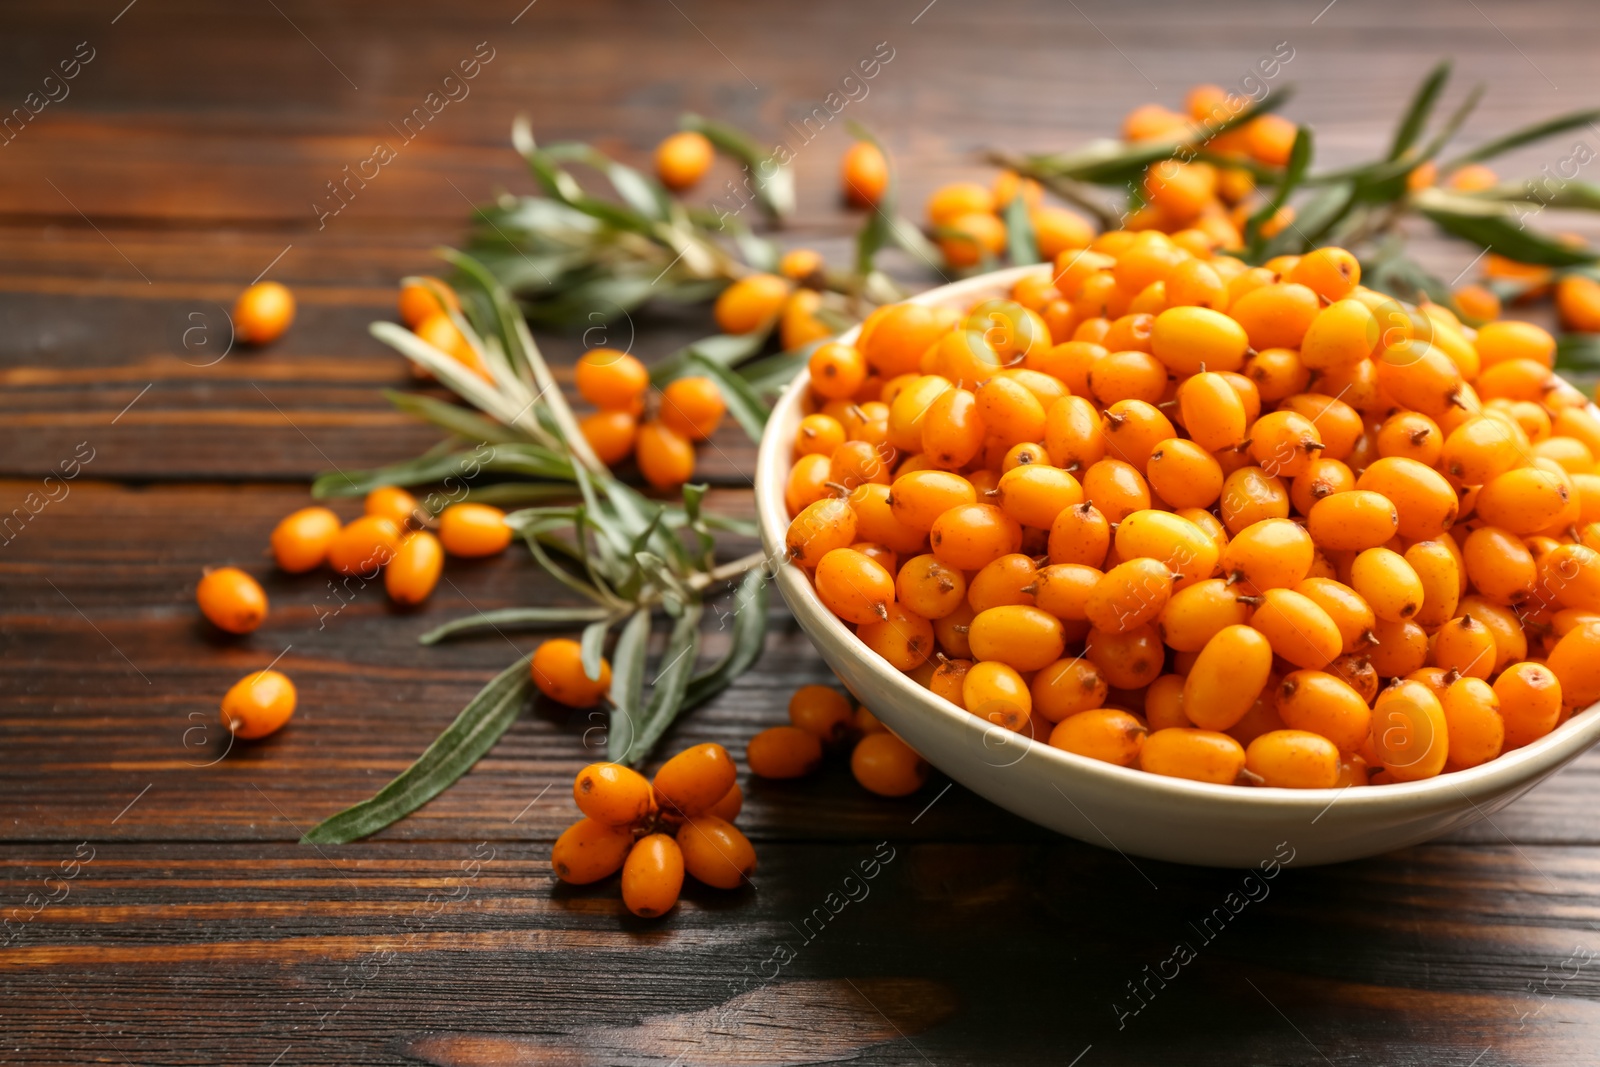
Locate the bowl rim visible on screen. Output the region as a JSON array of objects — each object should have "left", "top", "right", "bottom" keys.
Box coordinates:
[{"left": 754, "top": 261, "right": 1600, "bottom": 815}]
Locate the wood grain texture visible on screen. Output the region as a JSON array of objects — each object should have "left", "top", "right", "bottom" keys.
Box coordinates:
[{"left": 4, "top": 0, "right": 1600, "bottom": 1063}]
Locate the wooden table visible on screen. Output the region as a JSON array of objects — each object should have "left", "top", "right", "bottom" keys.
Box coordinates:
[{"left": 6, "top": 1, "right": 1600, "bottom": 1063}]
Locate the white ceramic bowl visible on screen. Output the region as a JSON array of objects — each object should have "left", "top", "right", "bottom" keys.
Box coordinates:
[{"left": 756, "top": 263, "right": 1600, "bottom": 868}]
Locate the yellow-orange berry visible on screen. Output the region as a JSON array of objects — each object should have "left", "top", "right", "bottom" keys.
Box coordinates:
[
  {"left": 270, "top": 506, "right": 341, "bottom": 574},
  {"left": 196, "top": 566, "right": 269, "bottom": 634},
  {"left": 636, "top": 421, "right": 697, "bottom": 489},
  {"left": 678, "top": 815, "right": 757, "bottom": 888},
  {"left": 1140, "top": 728, "right": 1245, "bottom": 784},
  {"left": 660, "top": 376, "right": 726, "bottom": 441},
  {"left": 575, "top": 349, "right": 650, "bottom": 411},
  {"left": 220, "top": 669, "right": 296, "bottom": 739},
  {"left": 1050, "top": 708, "right": 1147, "bottom": 767},
  {"left": 234, "top": 281, "right": 295, "bottom": 344},
  {"left": 655, "top": 130, "right": 714, "bottom": 189},
  {"left": 531, "top": 638, "right": 611, "bottom": 708},
  {"left": 654, "top": 743, "right": 739, "bottom": 818},
  {"left": 327, "top": 515, "right": 402, "bottom": 576},
  {"left": 841, "top": 140, "right": 889, "bottom": 207},
  {"left": 574, "top": 762, "right": 656, "bottom": 827},
  {"left": 1245, "top": 730, "right": 1340, "bottom": 788},
  {"left": 789, "top": 685, "right": 855, "bottom": 744},
  {"left": 397, "top": 276, "right": 460, "bottom": 329},
  {"left": 621, "top": 833, "right": 684, "bottom": 918},
  {"left": 552, "top": 817, "right": 633, "bottom": 884},
  {"left": 851, "top": 731, "right": 929, "bottom": 796},
  {"left": 747, "top": 725, "right": 824, "bottom": 779},
  {"left": 385, "top": 531, "right": 443, "bottom": 606},
  {"left": 438, "top": 503, "right": 512, "bottom": 558}
]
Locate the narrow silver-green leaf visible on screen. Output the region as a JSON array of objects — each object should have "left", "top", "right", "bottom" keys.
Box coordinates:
[
  {"left": 1002, "top": 193, "right": 1039, "bottom": 265},
  {"left": 620, "top": 601, "right": 704, "bottom": 767},
  {"left": 580, "top": 617, "right": 610, "bottom": 682},
  {"left": 384, "top": 390, "right": 525, "bottom": 445},
  {"left": 1445, "top": 108, "right": 1600, "bottom": 168},
  {"left": 682, "top": 567, "right": 769, "bottom": 712},
  {"left": 606, "top": 609, "right": 653, "bottom": 763},
  {"left": 301, "top": 654, "right": 531, "bottom": 844},
  {"left": 1387, "top": 60, "right": 1451, "bottom": 161},
  {"left": 418, "top": 605, "right": 612, "bottom": 645}
]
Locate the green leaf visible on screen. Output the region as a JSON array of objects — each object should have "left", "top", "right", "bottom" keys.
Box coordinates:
[
  {"left": 606, "top": 609, "right": 652, "bottom": 763},
  {"left": 618, "top": 601, "right": 703, "bottom": 766},
  {"left": 310, "top": 444, "right": 574, "bottom": 500},
  {"left": 651, "top": 329, "right": 771, "bottom": 386},
  {"left": 383, "top": 391, "right": 524, "bottom": 445},
  {"left": 1002, "top": 192, "right": 1039, "bottom": 265},
  {"left": 1416, "top": 190, "right": 1596, "bottom": 266},
  {"left": 687, "top": 350, "right": 771, "bottom": 441},
  {"left": 418, "top": 605, "right": 613, "bottom": 645},
  {"left": 1388, "top": 60, "right": 1451, "bottom": 161},
  {"left": 455, "top": 482, "right": 578, "bottom": 510},
  {"left": 680, "top": 113, "right": 795, "bottom": 220},
  {"left": 1556, "top": 332, "right": 1600, "bottom": 372},
  {"left": 1445, "top": 108, "right": 1600, "bottom": 168},
  {"left": 580, "top": 617, "right": 610, "bottom": 681},
  {"left": 1246, "top": 125, "right": 1313, "bottom": 253},
  {"left": 682, "top": 567, "right": 769, "bottom": 712},
  {"left": 738, "top": 344, "right": 817, "bottom": 396},
  {"left": 301, "top": 654, "right": 531, "bottom": 844},
  {"left": 1469, "top": 180, "right": 1600, "bottom": 212}
]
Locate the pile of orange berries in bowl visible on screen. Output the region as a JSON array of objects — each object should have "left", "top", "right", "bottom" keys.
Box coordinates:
[
  {"left": 778, "top": 226, "right": 1600, "bottom": 791},
  {"left": 193, "top": 486, "right": 516, "bottom": 742},
  {"left": 553, "top": 743, "right": 753, "bottom": 918}
]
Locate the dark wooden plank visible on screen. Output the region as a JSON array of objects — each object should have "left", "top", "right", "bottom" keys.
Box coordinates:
[{"left": 3, "top": 840, "right": 1599, "bottom": 1065}]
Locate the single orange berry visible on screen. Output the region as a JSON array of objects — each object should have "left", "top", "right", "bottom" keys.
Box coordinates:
[
  {"left": 841, "top": 140, "right": 889, "bottom": 207},
  {"left": 270, "top": 506, "right": 341, "bottom": 574},
  {"left": 574, "top": 762, "right": 656, "bottom": 827},
  {"left": 715, "top": 274, "right": 790, "bottom": 335},
  {"left": 233, "top": 281, "right": 295, "bottom": 344},
  {"left": 677, "top": 815, "right": 756, "bottom": 888},
  {"left": 551, "top": 817, "right": 633, "bottom": 884},
  {"left": 621, "top": 833, "right": 685, "bottom": 917},
  {"left": 364, "top": 485, "right": 418, "bottom": 529},
  {"left": 220, "top": 668, "right": 297, "bottom": 740},
  {"left": 654, "top": 743, "right": 738, "bottom": 818},
  {"left": 580, "top": 410, "right": 639, "bottom": 466},
  {"left": 384, "top": 531, "right": 443, "bottom": 606},
  {"left": 659, "top": 376, "right": 727, "bottom": 440},
  {"left": 809, "top": 342, "right": 869, "bottom": 400},
  {"left": 326, "top": 515, "right": 402, "bottom": 576},
  {"left": 196, "top": 566, "right": 268, "bottom": 634},
  {"left": 747, "top": 725, "right": 825, "bottom": 779},
  {"left": 531, "top": 638, "right": 612, "bottom": 708},
  {"left": 850, "top": 731, "right": 929, "bottom": 796},
  {"left": 655, "top": 130, "right": 714, "bottom": 190},
  {"left": 788, "top": 685, "right": 854, "bottom": 744},
  {"left": 575, "top": 349, "right": 649, "bottom": 411},
  {"left": 397, "top": 276, "right": 460, "bottom": 329},
  {"left": 636, "top": 421, "right": 696, "bottom": 489},
  {"left": 438, "top": 503, "right": 512, "bottom": 558}
]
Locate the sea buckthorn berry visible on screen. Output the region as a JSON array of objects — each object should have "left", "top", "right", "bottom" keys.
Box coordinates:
[
  {"left": 581, "top": 410, "right": 640, "bottom": 466},
  {"left": 655, "top": 130, "right": 714, "bottom": 189},
  {"left": 851, "top": 732, "right": 929, "bottom": 796},
  {"left": 1219, "top": 518, "right": 1313, "bottom": 594},
  {"left": 574, "top": 762, "right": 656, "bottom": 827},
  {"left": 678, "top": 815, "right": 757, "bottom": 889},
  {"left": 1157, "top": 578, "right": 1253, "bottom": 651},
  {"left": 1100, "top": 400, "right": 1175, "bottom": 472},
  {"left": 1230, "top": 283, "right": 1320, "bottom": 350},
  {"left": 853, "top": 704, "right": 888, "bottom": 736},
  {"left": 1048, "top": 502, "right": 1112, "bottom": 567},
  {"left": 788, "top": 685, "right": 855, "bottom": 744},
  {"left": 815, "top": 548, "right": 895, "bottom": 625},
  {"left": 1355, "top": 457, "right": 1457, "bottom": 541},
  {"left": 532, "top": 638, "right": 611, "bottom": 708},
  {"left": 1441, "top": 676, "right": 1504, "bottom": 771},
  {"left": 575, "top": 349, "right": 648, "bottom": 412},
  {"left": 1278, "top": 393, "right": 1361, "bottom": 461},
  {"left": 1243, "top": 346, "right": 1311, "bottom": 403},
  {"left": 976, "top": 375, "right": 1049, "bottom": 447},
  {"left": 1086, "top": 623, "right": 1165, "bottom": 690},
  {"left": 1495, "top": 662, "right": 1563, "bottom": 750},
  {"left": 1366, "top": 617, "right": 1428, "bottom": 677},
  {"left": 1461, "top": 527, "right": 1535, "bottom": 606},
  {"left": 1084, "top": 556, "right": 1175, "bottom": 636},
  {"left": 660, "top": 376, "right": 727, "bottom": 441},
  {"left": 364, "top": 486, "right": 418, "bottom": 529},
  {"left": 635, "top": 420, "right": 696, "bottom": 489},
  {"left": 715, "top": 273, "right": 789, "bottom": 335},
  {"left": 967, "top": 553, "right": 1038, "bottom": 613},
  {"left": 782, "top": 288, "right": 833, "bottom": 350},
  {"left": 1050, "top": 708, "right": 1147, "bottom": 767},
  {"left": 1350, "top": 547, "right": 1424, "bottom": 623},
  {"left": 840, "top": 140, "right": 888, "bottom": 207},
  {"left": 896, "top": 554, "right": 967, "bottom": 620},
  {"left": 1143, "top": 675, "right": 1192, "bottom": 732},
  {"left": 747, "top": 726, "right": 824, "bottom": 780},
  {"left": 1294, "top": 577, "right": 1376, "bottom": 654},
  {"left": 385, "top": 531, "right": 443, "bottom": 606},
  {"left": 1376, "top": 411, "right": 1443, "bottom": 466},
  {"left": 996, "top": 464, "right": 1083, "bottom": 530},
  {"left": 1033, "top": 563, "right": 1101, "bottom": 622},
  {"left": 787, "top": 497, "right": 857, "bottom": 567},
  {"left": 1145, "top": 439, "right": 1224, "bottom": 510},
  {"left": 1183, "top": 624, "right": 1273, "bottom": 731},
  {"left": 939, "top": 212, "right": 1007, "bottom": 269},
  {"left": 1477, "top": 358, "right": 1553, "bottom": 403},
  {"left": 198, "top": 565, "right": 271, "bottom": 635},
  {"left": 1249, "top": 411, "right": 1323, "bottom": 479},
  {"left": 327, "top": 514, "right": 402, "bottom": 576},
  {"left": 930, "top": 658, "right": 972, "bottom": 708},
  {"left": 652, "top": 743, "right": 738, "bottom": 819},
  {"left": 1330, "top": 654, "right": 1381, "bottom": 703},
  {"left": 1542, "top": 543, "right": 1600, "bottom": 611},
  {"left": 1150, "top": 306, "right": 1249, "bottom": 375},
  {"left": 1288, "top": 247, "right": 1361, "bottom": 301},
  {"left": 786, "top": 454, "right": 834, "bottom": 515},
  {"left": 889, "top": 470, "right": 976, "bottom": 533},
  {"left": 1249, "top": 589, "right": 1343, "bottom": 670},
  {"left": 1226, "top": 677, "right": 1289, "bottom": 748},
  {"left": 1080, "top": 459, "right": 1151, "bottom": 523},
  {"left": 930, "top": 503, "right": 1022, "bottom": 571},
  {"left": 1165, "top": 258, "right": 1228, "bottom": 310},
  {"left": 886, "top": 375, "right": 954, "bottom": 452},
  {"left": 829, "top": 440, "right": 891, "bottom": 492},
  {"left": 551, "top": 818, "right": 634, "bottom": 885},
  {"left": 851, "top": 484, "right": 927, "bottom": 556},
  {"left": 1371, "top": 679, "right": 1449, "bottom": 781},
  {"left": 270, "top": 506, "right": 341, "bottom": 574},
  {"left": 398, "top": 276, "right": 460, "bottom": 328},
  {"left": 1300, "top": 299, "right": 1380, "bottom": 370},
  {"left": 1140, "top": 728, "right": 1245, "bottom": 784},
  {"left": 221, "top": 669, "right": 296, "bottom": 739},
  {"left": 438, "top": 503, "right": 512, "bottom": 559},
  {"left": 1219, "top": 466, "right": 1290, "bottom": 534},
  {"left": 1442, "top": 416, "right": 1525, "bottom": 487},
  {"left": 858, "top": 603, "right": 935, "bottom": 671},
  {"left": 1476, "top": 466, "right": 1571, "bottom": 535},
  {"left": 1177, "top": 372, "right": 1248, "bottom": 452},
  {"left": 961, "top": 659, "right": 1033, "bottom": 731},
  {"left": 1277, "top": 671, "right": 1371, "bottom": 751},
  {"left": 1043, "top": 396, "right": 1107, "bottom": 473},
  {"left": 1032, "top": 658, "right": 1109, "bottom": 723},
  {"left": 1032, "top": 205, "right": 1095, "bottom": 259},
  {"left": 808, "top": 342, "right": 869, "bottom": 401},
  {"left": 1477, "top": 320, "right": 1556, "bottom": 368},
  {"left": 1245, "top": 730, "right": 1340, "bottom": 789},
  {"left": 621, "top": 833, "right": 685, "bottom": 918},
  {"left": 1545, "top": 622, "right": 1600, "bottom": 707},
  {"left": 794, "top": 414, "right": 846, "bottom": 459},
  {"left": 234, "top": 281, "right": 295, "bottom": 344},
  {"left": 1114, "top": 509, "right": 1218, "bottom": 589},
  {"left": 968, "top": 605, "right": 1067, "bottom": 672},
  {"left": 779, "top": 247, "right": 823, "bottom": 281},
  {"left": 927, "top": 181, "right": 995, "bottom": 224},
  {"left": 1402, "top": 541, "right": 1461, "bottom": 629},
  {"left": 1307, "top": 490, "right": 1399, "bottom": 552},
  {"left": 918, "top": 388, "right": 984, "bottom": 469},
  {"left": 1088, "top": 350, "right": 1167, "bottom": 406}
]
